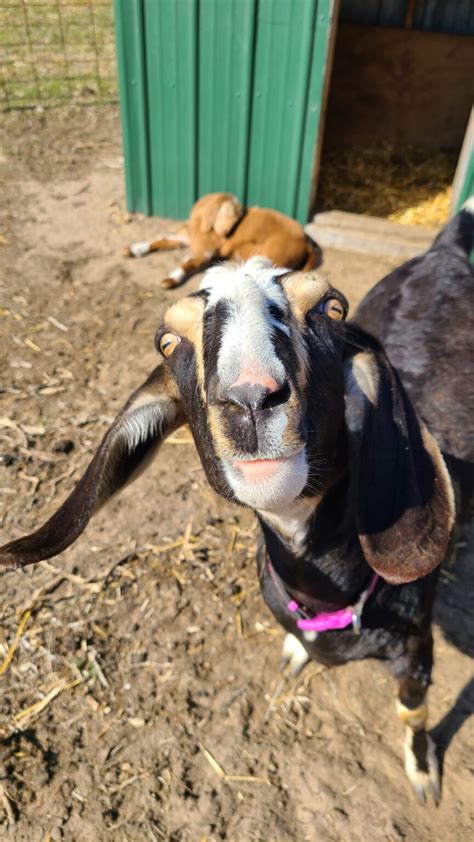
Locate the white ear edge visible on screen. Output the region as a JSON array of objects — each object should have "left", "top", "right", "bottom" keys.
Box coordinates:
[{"left": 122, "top": 404, "right": 170, "bottom": 453}]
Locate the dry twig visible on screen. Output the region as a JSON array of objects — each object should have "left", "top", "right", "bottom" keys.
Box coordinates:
[
  {"left": 14, "top": 677, "right": 83, "bottom": 726},
  {"left": 0, "top": 608, "right": 32, "bottom": 676},
  {"left": 199, "top": 744, "right": 269, "bottom": 785}
]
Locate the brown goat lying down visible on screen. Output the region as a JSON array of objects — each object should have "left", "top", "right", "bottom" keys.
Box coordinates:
[
  {"left": 1, "top": 205, "right": 473, "bottom": 804},
  {"left": 124, "top": 191, "right": 321, "bottom": 288}
]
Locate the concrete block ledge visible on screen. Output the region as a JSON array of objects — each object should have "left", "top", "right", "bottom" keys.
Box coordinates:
[{"left": 306, "top": 211, "right": 439, "bottom": 260}]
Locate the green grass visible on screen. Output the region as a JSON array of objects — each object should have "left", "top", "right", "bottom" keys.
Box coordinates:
[{"left": 0, "top": 1, "right": 117, "bottom": 109}]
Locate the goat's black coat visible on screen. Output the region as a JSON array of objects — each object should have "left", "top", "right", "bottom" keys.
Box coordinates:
[
  {"left": 354, "top": 207, "right": 474, "bottom": 498},
  {"left": 257, "top": 210, "right": 472, "bottom": 676}
]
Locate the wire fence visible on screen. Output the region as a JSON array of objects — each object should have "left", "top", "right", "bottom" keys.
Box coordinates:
[{"left": 0, "top": 0, "right": 117, "bottom": 110}]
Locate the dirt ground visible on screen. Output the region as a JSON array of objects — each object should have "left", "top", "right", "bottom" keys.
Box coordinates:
[{"left": 0, "top": 107, "right": 472, "bottom": 842}]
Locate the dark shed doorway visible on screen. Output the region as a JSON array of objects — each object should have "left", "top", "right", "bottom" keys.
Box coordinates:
[{"left": 316, "top": 0, "right": 474, "bottom": 225}]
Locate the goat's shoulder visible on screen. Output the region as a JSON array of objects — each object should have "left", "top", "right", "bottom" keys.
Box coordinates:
[
  {"left": 238, "top": 207, "right": 304, "bottom": 240},
  {"left": 353, "top": 250, "right": 474, "bottom": 463}
]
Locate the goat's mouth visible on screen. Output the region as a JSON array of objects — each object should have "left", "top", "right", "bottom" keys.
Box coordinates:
[
  {"left": 223, "top": 450, "right": 308, "bottom": 511},
  {"left": 232, "top": 453, "right": 300, "bottom": 481}
]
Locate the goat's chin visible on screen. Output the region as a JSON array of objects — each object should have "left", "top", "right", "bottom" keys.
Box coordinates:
[{"left": 223, "top": 451, "right": 308, "bottom": 511}]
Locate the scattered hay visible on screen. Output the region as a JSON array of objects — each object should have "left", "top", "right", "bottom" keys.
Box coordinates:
[
  {"left": 14, "top": 678, "right": 84, "bottom": 726},
  {"left": 199, "top": 744, "right": 270, "bottom": 785},
  {"left": 318, "top": 145, "right": 457, "bottom": 227}
]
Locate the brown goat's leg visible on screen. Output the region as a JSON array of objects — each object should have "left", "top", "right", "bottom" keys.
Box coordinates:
[
  {"left": 124, "top": 234, "right": 188, "bottom": 259},
  {"left": 396, "top": 634, "right": 440, "bottom": 804},
  {"left": 161, "top": 255, "right": 214, "bottom": 289}
]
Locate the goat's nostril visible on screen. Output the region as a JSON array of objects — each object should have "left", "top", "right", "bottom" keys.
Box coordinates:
[
  {"left": 223, "top": 381, "right": 290, "bottom": 414},
  {"left": 261, "top": 381, "right": 291, "bottom": 410}
]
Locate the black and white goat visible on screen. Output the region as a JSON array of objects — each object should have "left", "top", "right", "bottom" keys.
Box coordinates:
[{"left": 1, "top": 205, "right": 473, "bottom": 803}]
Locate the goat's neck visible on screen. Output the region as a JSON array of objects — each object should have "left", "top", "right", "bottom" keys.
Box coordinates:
[
  {"left": 257, "top": 473, "right": 370, "bottom": 608},
  {"left": 258, "top": 496, "right": 321, "bottom": 552}
]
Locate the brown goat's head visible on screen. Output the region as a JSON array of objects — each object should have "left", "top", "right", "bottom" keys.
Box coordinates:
[{"left": 193, "top": 192, "right": 243, "bottom": 237}]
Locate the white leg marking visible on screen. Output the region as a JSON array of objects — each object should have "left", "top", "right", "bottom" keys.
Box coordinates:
[
  {"left": 170, "top": 266, "right": 186, "bottom": 282},
  {"left": 129, "top": 241, "right": 150, "bottom": 258},
  {"left": 280, "top": 633, "right": 310, "bottom": 677},
  {"left": 403, "top": 730, "right": 440, "bottom": 805}
]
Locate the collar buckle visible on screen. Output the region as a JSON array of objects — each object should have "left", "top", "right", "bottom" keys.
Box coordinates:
[{"left": 351, "top": 607, "right": 362, "bottom": 635}]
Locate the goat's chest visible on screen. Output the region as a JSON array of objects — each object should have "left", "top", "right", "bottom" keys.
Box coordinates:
[{"left": 257, "top": 545, "right": 403, "bottom": 667}]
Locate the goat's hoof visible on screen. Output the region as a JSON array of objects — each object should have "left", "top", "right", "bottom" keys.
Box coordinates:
[
  {"left": 280, "top": 633, "right": 309, "bottom": 677},
  {"left": 160, "top": 277, "right": 178, "bottom": 289},
  {"left": 404, "top": 732, "right": 440, "bottom": 805}
]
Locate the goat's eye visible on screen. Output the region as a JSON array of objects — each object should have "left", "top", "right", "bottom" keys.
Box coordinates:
[
  {"left": 321, "top": 298, "right": 345, "bottom": 321},
  {"left": 159, "top": 332, "right": 181, "bottom": 357},
  {"left": 268, "top": 303, "right": 284, "bottom": 320}
]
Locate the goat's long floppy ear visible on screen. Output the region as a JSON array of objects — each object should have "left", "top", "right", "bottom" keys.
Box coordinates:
[
  {"left": 0, "top": 365, "right": 183, "bottom": 571},
  {"left": 344, "top": 338, "right": 455, "bottom": 584}
]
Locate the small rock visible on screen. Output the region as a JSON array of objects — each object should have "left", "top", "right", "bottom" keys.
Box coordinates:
[
  {"left": 53, "top": 438, "right": 74, "bottom": 454},
  {"left": 0, "top": 453, "right": 16, "bottom": 466}
]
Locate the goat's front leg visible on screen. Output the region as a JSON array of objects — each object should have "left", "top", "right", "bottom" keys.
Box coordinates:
[
  {"left": 124, "top": 232, "right": 189, "bottom": 259},
  {"left": 396, "top": 634, "right": 440, "bottom": 804},
  {"left": 280, "top": 633, "right": 310, "bottom": 677},
  {"left": 160, "top": 254, "right": 216, "bottom": 289}
]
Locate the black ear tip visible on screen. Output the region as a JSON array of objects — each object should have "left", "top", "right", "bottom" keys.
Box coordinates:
[
  {"left": 0, "top": 549, "right": 22, "bottom": 572},
  {"left": 0, "top": 536, "right": 41, "bottom": 571}
]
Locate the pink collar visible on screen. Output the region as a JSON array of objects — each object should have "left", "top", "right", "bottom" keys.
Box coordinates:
[{"left": 287, "top": 572, "right": 379, "bottom": 634}]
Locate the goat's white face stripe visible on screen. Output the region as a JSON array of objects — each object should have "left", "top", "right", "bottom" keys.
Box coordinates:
[
  {"left": 197, "top": 257, "right": 310, "bottom": 511},
  {"left": 200, "top": 258, "right": 288, "bottom": 392}
]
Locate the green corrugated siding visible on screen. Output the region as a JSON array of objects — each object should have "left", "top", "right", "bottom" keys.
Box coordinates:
[
  {"left": 454, "top": 144, "right": 474, "bottom": 263},
  {"left": 454, "top": 153, "right": 474, "bottom": 213},
  {"left": 246, "top": 0, "right": 318, "bottom": 215},
  {"left": 198, "top": 0, "right": 256, "bottom": 198},
  {"left": 296, "top": 0, "right": 334, "bottom": 220},
  {"left": 114, "top": 0, "right": 151, "bottom": 213},
  {"left": 145, "top": 0, "right": 197, "bottom": 218},
  {"left": 115, "top": 0, "right": 336, "bottom": 221}
]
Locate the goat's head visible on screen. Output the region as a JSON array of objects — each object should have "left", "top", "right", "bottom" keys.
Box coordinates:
[
  {"left": 194, "top": 192, "right": 243, "bottom": 237},
  {"left": 0, "top": 258, "right": 454, "bottom": 584},
  {"left": 157, "top": 258, "right": 347, "bottom": 511}
]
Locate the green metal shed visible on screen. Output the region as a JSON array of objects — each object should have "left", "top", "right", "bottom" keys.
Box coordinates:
[
  {"left": 114, "top": 0, "right": 339, "bottom": 223},
  {"left": 452, "top": 109, "right": 474, "bottom": 215}
]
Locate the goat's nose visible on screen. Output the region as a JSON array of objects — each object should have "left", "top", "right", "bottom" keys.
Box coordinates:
[{"left": 224, "top": 380, "right": 290, "bottom": 415}]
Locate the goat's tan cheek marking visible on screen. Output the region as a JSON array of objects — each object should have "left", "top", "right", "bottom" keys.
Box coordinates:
[
  {"left": 165, "top": 297, "right": 203, "bottom": 341},
  {"left": 164, "top": 297, "right": 206, "bottom": 398},
  {"left": 194, "top": 327, "right": 206, "bottom": 401},
  {"left": 208, "top": 406, "right": 234, "bottom": 457},
  {"left": 295, "top": 342, "right": 309, "bottom": 393},
  {"left": 282, "top": 393, "right": 305, "bottom": 451},
  {"left": 286, "top": 316, "right": 309, "bottom": 393},
  {"left": 279, "top": 318, "right": 307, "bottom": 447}
]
